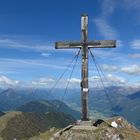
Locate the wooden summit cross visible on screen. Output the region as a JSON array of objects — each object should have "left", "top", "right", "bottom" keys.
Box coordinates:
[{"left": 55, "top": 14, "right": 116, "bottom": 121}]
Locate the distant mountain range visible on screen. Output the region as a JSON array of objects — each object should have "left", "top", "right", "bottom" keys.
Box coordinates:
[
  {"left": 0, "top": 111, "right": 75, "bottom": 140},
  {"left": 0, "top": 86, "right": 140, "bottom": 130},
  {"left": 127, "top": 91, "right": 140, "bottom": 100},
  {"left": 0, "top": 86, "right": 138, "bottom": 111},
  {"left": 0, "top": 88, "right": 54, "bottom": 111}
]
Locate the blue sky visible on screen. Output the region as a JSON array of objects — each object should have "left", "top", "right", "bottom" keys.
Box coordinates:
[{"left": 0, "top": 0, "right": 140, "bottom": 88}]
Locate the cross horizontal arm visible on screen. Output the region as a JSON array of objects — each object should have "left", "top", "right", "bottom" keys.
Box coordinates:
[
  {"left": 55, "top": 42, "right": 82, "bottom": 49},
  {"left": 88, "top": 40, "right": 116, "bottom": 48}
]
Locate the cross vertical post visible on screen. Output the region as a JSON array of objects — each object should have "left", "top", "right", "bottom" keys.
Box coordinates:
[
  {"left": 81, "top": 14, "right": 89, "bottom": 120},
  {"left": 55, "top": 14, "right": 116, "bottom": 121}
]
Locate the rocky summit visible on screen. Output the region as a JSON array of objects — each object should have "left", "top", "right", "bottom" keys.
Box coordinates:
[{"left": 50, "top": 117, "right": 140, "bottom": 140}]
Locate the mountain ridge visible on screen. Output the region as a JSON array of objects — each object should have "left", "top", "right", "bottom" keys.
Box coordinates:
[
  {"left": 0, "top": 111, "right": 75, "bottom": 140},
  {"left": 16, "top": 100, "right": 81, "bottom": 119},
  {"left": 0, "top": 111, "right": 5, "bottom": 117}
]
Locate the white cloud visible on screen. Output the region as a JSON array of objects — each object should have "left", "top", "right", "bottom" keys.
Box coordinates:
[
  {"left": 0, "top": 38, "right": 53, "bottom": 52},
  {"left": 32, "top": 77, "right": 81, "bottom": 88},
  {"left": 90, "top": 76, "right": 100, "bottom": 80},
  {"left": 94, "top": 0, "right": 118, "bottom": 39},
  {"left": 117, "top": 40, "right": 123, "bottom": 47},
  {"left": 0, "top": 75, "right": 19, "bottom": 86},
  {"left": 130, "top": 40, "right": 140, "bottom": 49},
  {"left": 121, "top": 65, "right": 140, "bottom": 75},
  {"left": 39, "top": 77, "right": 55, "bottom": 83},
  {"left": 32, "top": 77, "right": 55, "bottom": 86},
  {"left": 41, "top": 53, "right": 51, "bottom": 57},
  {"left": 101, "top": 64, "right": 140, "bottom": 76},
  {"left": 129, "top": 53, "right": 140, "bottom": 59},
  {"left": 64, "top": 78, "right": 81, "bottom": 88},
  {"left": 57, "top": 74, "right": 126, "bottom": 88},
  {"left": 100, "top": 0, "right": 116, "bottom": 17},
  {"left": 102, "top": 64, "right": 118, "bottom": 72},
  {"left": 89, "top": 74, "right": 125, "bottom": 86},
  {"left": 68, "top": 78, "right": 81, "bottom": 83},
  {"left": 94, "top": 18, "right": 118, "bottom": 39},
  {"left": 0, "top": 58, "right": 69, "bottom": 71},
  {"left": 107, "top": 74, "right": 126, "bottom": 84}
]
